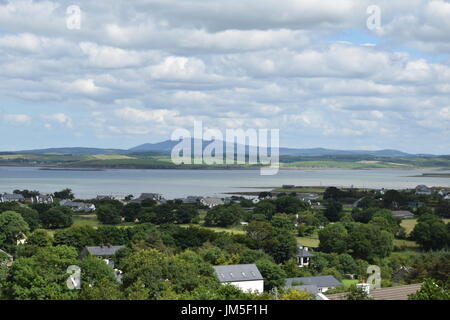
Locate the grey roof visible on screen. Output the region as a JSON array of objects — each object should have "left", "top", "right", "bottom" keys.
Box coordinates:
[
  {"left": 286, "top": 276, "right": 341, "bottom": 289},
  {"left": 296, "top": 246, "right": 314, "bottom": 258},
  {"left": 84, "top": 245, "right": 125, "bottom": 256},
  {"left": 2, "top": 193, "right": 24, "bottom": 200},
  {"left": 293, "top": 285, "right": 319, "bottom": 295},
  {"left": 392, "top": 210, "right": 415, "bottom": 219},
  {"left": 213, "top": 264, "right": 263, "bottom": 283}
]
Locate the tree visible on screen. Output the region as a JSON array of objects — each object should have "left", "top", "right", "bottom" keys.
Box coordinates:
[
  {"left": 253, "top": 201, "right": 276, "bottom": 220},
  {"left": 121, "top": 249, "right": 216, "bottom": 299},
  {"left": 279, "top": 289, "right": 313, "bottom": 300},
  {"left": 323, "top": 187, "right": 341, "bottom": 201},
  {"left": 346, "top": 285, "right": 373, "bottom": 300},
  {"left": 275, "top": 196, "right": 308, "bottom": 214},
  {"left": 408, "top": 278, "right": 450, "bottom": 300},
  {"left": 270, "top": 214, "right": 296, "bottom": 231},
  {"left": 121, "top": 203, "right": 141, "bottom": 223},
  {"left": 53, "top": 188, "right": 75, "bottom": 200},
  {"left": 53, "top": 226, "right": 99, "bottom": 249},
  {"left": 5, "top": 246, "right": 79, "bottom": 300},
  {"left": 39, "top": 207, "right": 73, "bottom": 229},
  {"left": 318, "top": 223, "right": 348, "bottom": 254},
  {"left": 347, "top": 223, "right": 394, "bottom": 261},
  {"left": 96, "top": 204, "right": 121, "bottom": 225},
  {"left": 245, "top": 221, "right": 274, "bottom": 247},
  {"left": 324, "top": 200, "right": 344, "bottom": 222},
  {"left": 255, "top": 258, "right": 287, "bottom": 291},
  {"left": 204, "top": 204, "right": 244, "bottom": 227},
  {"left": 436, "top": 200, "right": 450, "bottom": 218},
  {"left": 411, "top": 216, "right": 449, "bottom": 251},
  {"left": 16, "top": 207, "right": 41, "bottom": 231},
  {"left": 0, "top": 211, "right": 29, "bottom": 248}
]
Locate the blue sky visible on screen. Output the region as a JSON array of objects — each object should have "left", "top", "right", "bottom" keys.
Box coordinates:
[{"left": 0, "top": 0, "right": 450, "bottom": 153}]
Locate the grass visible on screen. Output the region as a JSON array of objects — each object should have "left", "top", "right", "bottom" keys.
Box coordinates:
[
  {"left": 72, "top": 214, "right": 101, "bottom": 228},
  {"left": 179, "top": 224, "right": 246, "bottom": 235},
  {"left": 401, "top": 218, "right": 450, "bottom": 235},
  {"left": 342, "top": 280, "right": 359, "bottom": 288},
  {"left": 297, "top": 236, "right": 320, "bottom": 248},
  {"left": 394, "top": 239, "right": 420, "bottom": 249}
]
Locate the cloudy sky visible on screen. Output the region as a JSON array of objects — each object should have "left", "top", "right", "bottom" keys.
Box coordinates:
[{"left": 0, "top": 0, "right": 449, "bottom": 153}]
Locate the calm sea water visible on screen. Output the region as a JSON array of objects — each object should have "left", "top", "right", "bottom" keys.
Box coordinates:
[{"left": 0, "top": 167, "right": 449, "bottom": 199}]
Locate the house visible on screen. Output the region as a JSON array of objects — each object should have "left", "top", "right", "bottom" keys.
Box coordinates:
[
  {"left": 201, "top": 197, "right": 225, "bottom": 208},
  {"left": 0, "top": 193, "right": 24, "bottom": 203},
  {"left": 96, "top": 195, "right": 115, "bottom": 201},
  {"left": 326, "top": 283, "right": 422, "bottom": 300},
  {"left": 295, "top": 244, "right": 314, "bottom": 268},
  {"left": 415, "top": 185, "right": 431, "bottom": 195},
  {"left": 60, "top": 200, "right": 96, "bottom": 213},
  {"left": 79, "top": 245, "right": 125, "bottom": 268},
  {"left": 132, "top": 193, "right": 164, "bottom": 204},
  {"left": 392, "top": 210, "right": 415, "bottom": 219},
  {"left": 285, "top": 275, "right": 342, "bottom": 293},
  {"left": 0, "top": 249, "right": 13, "bottom": 267},
  {"left": 177, "top": 196, "right": 202, "bottom": 204},
  {"left": 32, "top": 193, "right": 54, "bottom": 204},
  {"left": 213, "top": 264, "right": 264, "bottom": 293}
]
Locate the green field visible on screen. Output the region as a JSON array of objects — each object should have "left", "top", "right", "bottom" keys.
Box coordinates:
[
  {"left": 401, "top": 218, "right": 450, "bottom": 235},
  {"left": 2, "top": 152, "right": 450, "bottom": 169}
]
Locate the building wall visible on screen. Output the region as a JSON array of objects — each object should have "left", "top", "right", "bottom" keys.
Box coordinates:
[{"left": 227, "top": 280, "right": 264, "bottom": 294}]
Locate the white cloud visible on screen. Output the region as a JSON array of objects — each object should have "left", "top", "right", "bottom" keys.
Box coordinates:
[
  {"left": 42, "top": 113, "right": 73, "bottom": 128},
  {"left": 3, "top": 114, "right": 31, "bottom": 125}
]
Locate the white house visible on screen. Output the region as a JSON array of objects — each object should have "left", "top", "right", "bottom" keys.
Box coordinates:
[
  {"left": 213, "top": 264, "right": 264, "bottom": 294},
  {"left": 32, "top": 193, "right": 54, "bottom": 204},
  {"left": 296, "top": 244, "right": 314, "bottom": 268},
  {"left": 201, "top": 197, "right": 225, "bottom": 208}
]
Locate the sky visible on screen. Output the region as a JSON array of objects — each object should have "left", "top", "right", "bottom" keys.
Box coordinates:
[{"left": 0, "top": 0, "right": 449, "bottom": 154}]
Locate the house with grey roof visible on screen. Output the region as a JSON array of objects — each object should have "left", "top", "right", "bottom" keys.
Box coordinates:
[
  {"left": 392, "top": 210, "right": 415, "bottom": 219},
  {"left": 79, "top": 245, "right": 126, "bottom": 269},
  {"left": 60, "top": 200, "right": 96, "bottom": 213},
  {"left": 131, "top": 193, "right": 164, "bottom": 204},
  {"left": 32, "top": 193, "right": 54, "bottom": 204},
  {"left": 415, "top": 185, "right": 431, "bottom": 195},
  {"left": 0, "top": 193, "right": 25, "bottom": 203},
  {"left": 213, "top": 264, "right": 264, "bottom": 293},
  {"left": 201, "top": 197, "right": 225, "bottom": 208},
  {"left": 286, "top": 275, "right": 342, "bottom": 293},
  {"left": 296, "top": 244, "right": 314, "bottom": 268}
]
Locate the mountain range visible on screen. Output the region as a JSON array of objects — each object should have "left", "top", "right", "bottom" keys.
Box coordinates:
[{"left": 7, "top": 139, "right": 439, "bottom": 158}]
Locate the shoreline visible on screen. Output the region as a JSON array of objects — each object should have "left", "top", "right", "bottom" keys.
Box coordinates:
[{"left": 0, "top": 164, "right": 448, "bottom": 172}]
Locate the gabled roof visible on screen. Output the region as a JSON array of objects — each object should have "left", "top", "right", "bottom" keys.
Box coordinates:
[
  {"left": 1, "top": 193, "right": 24, "bottom": 200},
  {"left": 286, "top": 276, "right": 341, "bottom": 289},
  {"left": 84, "top": 245, "right": 125, "bottom": 256},
  {"left": 213, "top": 264, "right": 263, "bottom": 283},
  {"left": 296, "top": 246, "right": 314, "bottom": 258}
]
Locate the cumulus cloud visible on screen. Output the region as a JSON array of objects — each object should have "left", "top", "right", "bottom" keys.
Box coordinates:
[
  {"left": 3, "top": 114, "right": 32, "bottom": 125},
  {"left": 0, "top": 0, "right": 449, "bottom": 153},
  {"left": 42, "top": 113, "right": 73, "bottom": 128}
]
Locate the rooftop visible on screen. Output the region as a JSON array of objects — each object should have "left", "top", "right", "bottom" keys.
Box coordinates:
[
  {"left": 286, "top": 276, "right": 341, "bottom": 289},
  {"left": 84, "top": 245, "right": 126, "bottom": 256},
  {"left": 326, "top": 283, "right": 422, "bottom": 300},
  {"left": 213, "top": 264, "right": 263, "bottom": 283}
]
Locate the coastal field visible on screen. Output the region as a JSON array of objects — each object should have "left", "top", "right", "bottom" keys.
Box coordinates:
[{"left": 2, "top": 152, "right": 450, "bottom": 170}]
